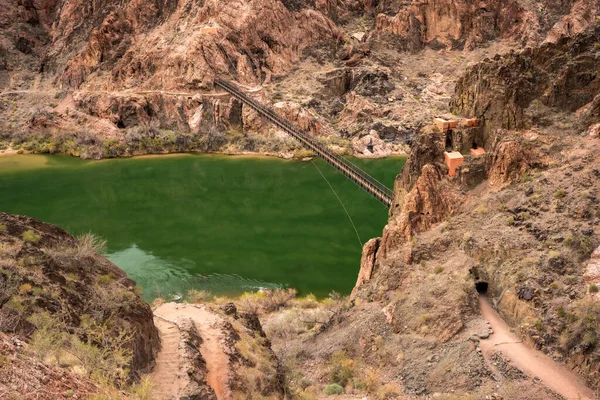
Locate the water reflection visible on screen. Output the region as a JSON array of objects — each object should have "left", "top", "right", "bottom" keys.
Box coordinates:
[{"left": 106, "top": 244, "right": 283, "bottom": 302}]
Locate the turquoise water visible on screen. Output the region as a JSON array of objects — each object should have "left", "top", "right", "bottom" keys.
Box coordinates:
[{"left": 0, "top": 154, "right": 405, "bottom": 300}]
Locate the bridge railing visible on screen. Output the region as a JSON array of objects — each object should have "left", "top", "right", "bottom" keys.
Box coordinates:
[{"left": 215, "top": 79, "right": 394, "bottom": 207}]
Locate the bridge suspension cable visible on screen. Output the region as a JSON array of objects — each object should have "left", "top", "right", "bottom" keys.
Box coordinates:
[{"left": 214, "top": 79, "right": 394, "bottom": 207}]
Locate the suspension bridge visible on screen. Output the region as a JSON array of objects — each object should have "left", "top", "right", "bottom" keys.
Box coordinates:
[{"left": 215, "top": 80, "right": 394, "bottom": 207}]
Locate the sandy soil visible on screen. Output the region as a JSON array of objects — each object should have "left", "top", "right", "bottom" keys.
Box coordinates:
[
  {"left": 479, "top": 295, "right": 596, "bottom": 400},
  {"left": 153, "top": 302, "right": 232, "bottom": 400}
]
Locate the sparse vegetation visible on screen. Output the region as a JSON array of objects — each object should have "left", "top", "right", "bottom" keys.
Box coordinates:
[
  {"left": 187, "top": 289, "right": 212, "bottom": 303},
  {"left": 22, "top": 230, "right": 40, "bottom": 242},
  {"left": 329, "top": 351, "right": 355, "bottom": 387},
  {"left": 589, "top": 284, "right": 599, "bottom": 294},
  {"left": 237, "top": 288, "right": 298, "bottom": 314},
  {"left": 554, "top": 189, "right": 566, "bottom": 199},
  {"left": 323, "top": 383, "right": 344, "bottom": 395}
]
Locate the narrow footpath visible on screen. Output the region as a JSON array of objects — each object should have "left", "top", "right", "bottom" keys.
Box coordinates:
[
  {"left": 479, "top": 295, "right": 596, "bottom": 400},
  {"left": 151, "top": 303, "right": 232, "bottom": 400}
]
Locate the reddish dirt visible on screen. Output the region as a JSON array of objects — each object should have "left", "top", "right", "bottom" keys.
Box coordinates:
[
  {"left": 479, "top": 295, "right": 596, "bottom": 400},
  {"left": 153, "top": 303, "right": 232, "bottom": 400}
]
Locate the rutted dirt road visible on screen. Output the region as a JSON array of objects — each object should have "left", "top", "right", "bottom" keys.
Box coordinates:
[{"left": 479, "top": 295, "right": 596, "bottom": 400}]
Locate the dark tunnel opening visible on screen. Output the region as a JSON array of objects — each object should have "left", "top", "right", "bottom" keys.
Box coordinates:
[{"left": 475, "top": 281, "right": 488, "bottom": 294}]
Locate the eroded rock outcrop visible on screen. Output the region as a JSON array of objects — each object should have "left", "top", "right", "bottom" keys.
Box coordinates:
[
  {"left": 487, "top": 139, "right": 529, "bottom": 188},
  {"left": 381, "top": 164, "right": 459, "bottom": 258},
  {"left": 45, "top": 0, "right": 343, "bottom": 90},
  {"left": 373, "top": 0, "right": 599, "bottom": 51},
  {"left": 452, "top": 24, "right": 600, "bottom": 136},
  {"left": 352, "top": 237, "right": 380, "bottom": 295},
  {"left": 0, "top": 212, "right": 160, "bottom": 378}
]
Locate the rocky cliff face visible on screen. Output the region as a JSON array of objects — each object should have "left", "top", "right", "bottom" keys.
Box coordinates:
[
  {"left": 373, "top": 0, "right": 599, "bottom": 51},
  {"left": 0, "top": 212, "right": 160, "bottom": 385},
  {"left": 344, "top": 23, "right": 600, "bottom": 397},
  {"left": 3, "top": 0, "right": 598, "bottom": 160},
  {"left": 452, "top": 23, "right": 600, "bottom": 140},
  {"left": 43, "top": 0, "right": 342, "bottom": 90}
]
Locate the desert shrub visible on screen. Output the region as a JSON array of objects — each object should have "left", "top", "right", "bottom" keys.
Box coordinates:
[
  {"left": 28, "top": 312, "right": 68, "bottom": 361},
  {"left": 376, "top": 382, "right": 403, "bottom": 399},
  {"left": 237, "top": 288, "right": 297, "bottom": 314},
  {"left": 561, "top": 300, "right": 600, "bottom": 352},
  {"left": 187, "top": 289, "right": 212, "bottom": 303},
  {"left": 0, "top": 223, "right": 6, "bottom": 233},
  {"left": 265, "top": 307, "right": 334, "bottom": 339},
  {"left": 18, "top": 283, "right": 32, "bottom": 294},
  {"left": 44, "top": 232, "right": 106, "bottom": 266},
  {"left": 323, "top": 384, "right": 344, "bottom": 395},
  {"left": 563, "top": 233, "right": 594, "bottom": 258},
  {"left": 73, "top": 315, "right": 133, "bottom": 386},
  {"left": 329, "top": 351, "right": 354, "bottom": 386},
  {"left": 128, "top": 376, "right": 154, "bottom": 400},
  {"left": 22, "top": 230, "right": 40, "bottom": 242},
  {"left": 505, "top": 216, "right": 516, "bottom": 226},
  {"left": 554, "top": 189, "right": 566, "bottom": 199},
  {"left": 152, "top": 297, "right": 165, "bottom": 309},
  {"left": 589, "top": 284, "right": 599, "bottom": 294}
]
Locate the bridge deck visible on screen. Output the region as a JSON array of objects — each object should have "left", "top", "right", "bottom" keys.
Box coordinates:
[{"left": 214, "top": 80, "right": 394, "bottom": 207}]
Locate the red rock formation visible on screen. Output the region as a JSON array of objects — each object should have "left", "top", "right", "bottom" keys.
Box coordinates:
[
  {"left": 373, "top": 0, "right": 598, "bottom": 51},
  {"left": 487, "top": 139, "right": 528, "bottom": 188},
  {"left": 352, "top": 237, "right": 380, "bottom": 296},
  {"left": 381, "top": 164, "right": 458, "bottom": 257},
  {"left": 44, "top": 0, "right": 343, "bottom": 90},
  {"left": 452, "top": 24, "right": 600, "bottom": 136}
]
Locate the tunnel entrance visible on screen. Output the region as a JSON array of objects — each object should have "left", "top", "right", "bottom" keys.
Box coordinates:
[
  {"left": 445, "top": 131, "right": 453, "bottom": 151},
  {"left": 475, "top": 281, "right": 488, "bottom": 293}
]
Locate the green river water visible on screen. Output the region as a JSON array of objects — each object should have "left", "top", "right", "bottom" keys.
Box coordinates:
[{"left": 0, "top": 153, "right": 405, "bottom": 301}]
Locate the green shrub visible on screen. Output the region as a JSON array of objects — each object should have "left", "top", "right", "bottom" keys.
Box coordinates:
[
  {"left": 324, "top": 384, "right": 344, "bottom": 395},
  {"left": 434, "top": 265, "right": 444, "bottom": 274},
  {"left": 22, "top": 230, "right": 41, "bottom": 242},
  {"left": 554, "top": 189, "right": 566, "bottom": 199},
  {"left": 330, "top": 351, "right": 354, "bottom": 386},
  {"left": 0, "top": 223, "right": 6, "bottom": 233},
  {"left": 505, "top": 216, "right": 515, "bottom": 226},
  {"left": 97, "top": 274, "right": 115, "bottom": 286},
  {"left": 589, "top": 284, "right": 599, "bottom": 294}
]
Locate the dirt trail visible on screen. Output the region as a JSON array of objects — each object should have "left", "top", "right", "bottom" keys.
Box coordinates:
[
  {"left": 153, "top": 302, "right": 231, "bottom": 400},
  {"left": 151, "top": 317, "right": 182, "bottom": 400},
  {"left": 479, "top": 295, "right": 596, "bottom": 400}
]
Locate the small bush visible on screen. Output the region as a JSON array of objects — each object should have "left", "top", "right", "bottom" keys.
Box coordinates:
[
  {"left": 554, "top": 189, "right": 566, "bottom": 199},
  {"left": 330, "top": 351, "right": 354, "bottom": 386},
  {"left": 505, "top": 216, "right": 515, "bottom": 226},
  {"left": 589, "top": 284, "right": 599, "bottom": 294},
  {"left": 323, "top": 384, "right": 344, "bottom": 395},
  {"left": 0, "top": 223, "right": 6, "bottom": 233},
  {"left": 187, "top": 289, "right": 212, "bottom": 303},
  {"left": 19, "top": 283, "right": 32, "bottom": 294},
  {"left": 237, "top": 288, "right": 297, "bottom": 314},
  {"left": 476, "top": 205, "right": 487, "bottom": 214},
  {"left": 152, "top": 297, "right": 165, "bottom": 309},
  {"left": 22, "top": 230, "right": 41, "bottom": 242},
  {"left": 434, "top": 266, "right": 444, "bottom": 274},
  {"left": 97, "top": 274, "right": 115, "bottom": 286}
]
